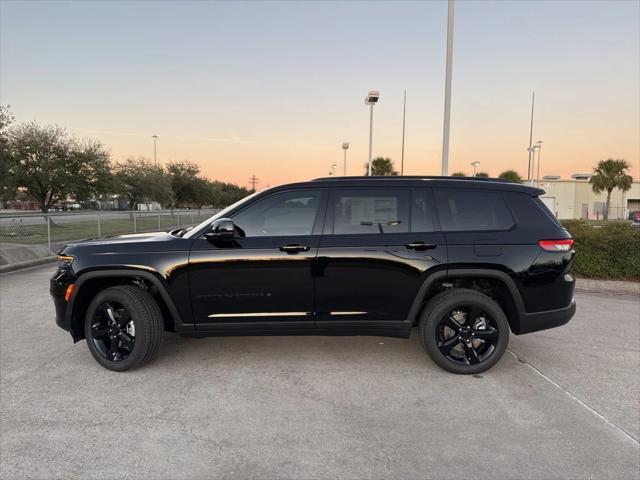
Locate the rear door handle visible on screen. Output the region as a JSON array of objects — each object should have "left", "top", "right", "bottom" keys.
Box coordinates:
[
  {"left": 280, "top": 244, "right": 310, "bottom": 253},
  {"left": 406, "top": 242, "right": 437, "bottom": 251}
]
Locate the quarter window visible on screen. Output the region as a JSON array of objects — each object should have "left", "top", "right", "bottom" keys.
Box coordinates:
[
  {"left": 332, "top": 189, "right": 409, "bottom": 234},
  {"left": 434, "top": 189, "right": 514, "bottom": 232},
  {"left": 231, "top": 190, "right": 321, "bottom": 237}
]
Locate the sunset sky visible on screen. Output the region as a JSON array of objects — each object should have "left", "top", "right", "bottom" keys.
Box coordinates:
[{"left": 1, "top": 0, "right": 638, "bottom": 189}]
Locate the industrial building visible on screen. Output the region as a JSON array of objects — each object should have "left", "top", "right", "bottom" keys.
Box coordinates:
[{"left": 533, "top": 174, "right": 640, "bottom": 220}]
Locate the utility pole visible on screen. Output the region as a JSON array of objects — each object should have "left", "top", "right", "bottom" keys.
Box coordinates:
[
  {"left": 401, "top": 90, "right": 406, "bottom": 176},
  {"left": 249, "top": 175, "right": 259, "bottom": 192},
  {"left": 441, "top": 0, "right": 455, "bottom": 176}
]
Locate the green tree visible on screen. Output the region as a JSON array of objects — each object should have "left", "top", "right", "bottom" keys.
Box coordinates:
[
  {"left": 10, "top": 122, "right": 111, "bottom": 214},
  {"left": 0, "top": 106, "right": 15, "bottom": 202},
  {"left": 114, "top": 157, "right": 174, "bottom": 215},
  {"left": 475, "top": 172, "right": 490, "bottom": 178},
  {"left": 166, "top": 160, "right": 208, "bottom": 208},
  {"left": 451, "top": 172, "right": 466, "bottom": 177},
  {"left": 364, "top": 157, "right": 398, "bottom": 176},
  {"left": 498, "top": 170, "right": 523, "bottom": 183},
  {"left": 589, "top": 158, "right": 633, "bottom": 220}
]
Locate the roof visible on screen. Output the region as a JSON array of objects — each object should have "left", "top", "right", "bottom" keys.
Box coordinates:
[{"left": 270, "top": 176, "right": 544, "bottom": 196}]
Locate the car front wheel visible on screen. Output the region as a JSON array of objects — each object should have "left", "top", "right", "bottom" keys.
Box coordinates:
[{"left": 84, "top": 285, "right": 163, "bottom": 371}]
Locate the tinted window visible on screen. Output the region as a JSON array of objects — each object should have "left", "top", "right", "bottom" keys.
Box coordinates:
[
  {"left": 332, "top": 189, "right": 409, "bottom": 234},
  {"left": 411, "top": 189, "right": 435, "bottom": 232},
  {"left": 232, "top": 190, "right": 321, "bottom": 237},
  {"left": 435, "top": 189, "right": 514, "bottom": 232}
]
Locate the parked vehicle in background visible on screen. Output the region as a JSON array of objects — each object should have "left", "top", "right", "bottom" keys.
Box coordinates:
[
  {"left": 51, "top": 176, "right": 576, "bottom": 374},
  {"left": 630, "top": 211, "right": 640, "bottom": 224}
]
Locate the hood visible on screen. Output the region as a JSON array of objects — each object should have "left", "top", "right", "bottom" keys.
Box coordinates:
[{"left": 59, "top": 231, "right": 186, "bottom": 256}]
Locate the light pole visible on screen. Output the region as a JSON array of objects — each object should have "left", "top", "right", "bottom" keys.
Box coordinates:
[
  {"left": 441, "top": 0, "right": 455, "bottom": 176},
  {"left": 152, "top": 135, "right": 158, "bottom": 167},
  {"left": 329, "top": 164, "right": 337, "bottom": 176},
  {"left": 535, "top": 140, "right": 543, "bottom": 182},
  {"left": 527, "top": 92, "right": 535, "bottom": 180},
  {"left": 365, "top": 91, "right": 380, "bottom": 176},
  {"left": 471, "top": 161, "right": 480, "bottom": 177},
  {"left": 342, "top": 142, "right": 349, "bottom": 176},
  {"left": 401, "top": 90, "right": 406, "bottom": 176}
]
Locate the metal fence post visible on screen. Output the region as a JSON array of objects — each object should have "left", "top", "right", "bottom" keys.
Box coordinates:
[
  {"left": 47, "top": 215, "right": 52, "bottom": 254},
  {"left": 191, "top": 211, "right": 195, "bottom": 225},
  {"left": 133, "top": 214, "right": 137, "bottom": 233},
  {"left": 177, "top": 213, "right": 180, "bottom": 227},
  {"left": 158, "top": 212, "right": 161, "bottom": 230},
  {"left": 97, "top": 213, "right": 101, "bottom": 238}
]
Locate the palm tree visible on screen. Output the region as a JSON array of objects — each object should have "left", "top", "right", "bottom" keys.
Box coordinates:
[
  {"left": 364, "top": 157, "right": 398, "bottom": 176},
  {"left": 498, "top": 170, "right": 523, "bottom": 183},
  {"left": 589, "top": 158, "right": 632, "bottom": 220}
]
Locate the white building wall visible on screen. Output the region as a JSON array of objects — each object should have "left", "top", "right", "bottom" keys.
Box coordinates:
[{"left": 533, "top": 180, "right": 640, "bottom": 220}]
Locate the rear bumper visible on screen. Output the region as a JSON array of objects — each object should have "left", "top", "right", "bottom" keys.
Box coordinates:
[{"left": 514, "top": 299, "right": 576, "bottom": 335}]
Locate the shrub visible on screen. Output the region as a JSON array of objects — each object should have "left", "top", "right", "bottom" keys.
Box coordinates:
[{"left": 562, "top": 220, "right": 640, "bottom": 281}]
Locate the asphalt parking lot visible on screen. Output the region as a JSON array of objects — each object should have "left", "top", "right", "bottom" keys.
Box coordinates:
[{"left": 1, "top": 264, "right": 638, "bottom": 479}]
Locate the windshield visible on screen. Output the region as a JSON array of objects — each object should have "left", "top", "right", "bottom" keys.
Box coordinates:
[{"left": 183, "top": 190, "right": 262, "bottom": 239}]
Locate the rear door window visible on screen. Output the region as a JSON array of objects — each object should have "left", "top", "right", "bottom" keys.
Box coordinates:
[
  {"left": 331, "top": 189, "right": 409, "bottom": 234},
  {"left": 434, "top": 189, "right": 514, "bottom": 232}
]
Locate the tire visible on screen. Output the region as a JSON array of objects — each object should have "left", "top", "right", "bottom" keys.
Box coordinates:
[
  {"left": 419, "top": 288, "right": 510, "bottom": 374},
  {"left": 84, "top": 285, "right": 163, "bottom": 371}
]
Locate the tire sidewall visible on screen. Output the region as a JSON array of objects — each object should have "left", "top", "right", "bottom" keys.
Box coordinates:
[
  {"left": 421, "top": 290, "right": 510, "bottom": 374},
  {"left": 84, "top": 288, "right": 151, "bottom": 372}
]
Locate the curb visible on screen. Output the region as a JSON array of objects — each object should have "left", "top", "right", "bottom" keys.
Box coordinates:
[
  {"left": 0, "top": 256, "right": 56, "bottom": 274},
  {"left": 575, "top": 278, "right": 639, "bottom": 296}
]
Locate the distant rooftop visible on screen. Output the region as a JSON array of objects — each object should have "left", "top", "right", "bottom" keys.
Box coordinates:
[{"left": 571, "top": 173, "right": 592, "bottom": 180}]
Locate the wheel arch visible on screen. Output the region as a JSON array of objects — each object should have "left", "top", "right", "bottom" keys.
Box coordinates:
[
  {"left": 408, "top": 268, "right": 526, "bottom": 334},
  {"left": 66, "top": 269, "right": 185, "bottom": 342}
]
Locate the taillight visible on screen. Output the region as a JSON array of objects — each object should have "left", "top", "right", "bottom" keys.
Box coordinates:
[{"left": 538, "top": 239, "right": 574, "bottom": 252}]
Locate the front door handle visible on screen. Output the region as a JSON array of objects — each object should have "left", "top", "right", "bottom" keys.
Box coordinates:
[
  {"left": 406, "top": 241, "right": 437, "bottom": 251},
  {"left": 280, "top": 244, "right": 310, "bottom": 254}
]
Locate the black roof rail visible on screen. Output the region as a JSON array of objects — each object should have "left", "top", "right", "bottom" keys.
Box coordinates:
[{"left": 311, "top": 175, "right": 512, "bottom": 183}]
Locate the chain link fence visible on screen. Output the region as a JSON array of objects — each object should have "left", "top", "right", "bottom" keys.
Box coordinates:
[{"left": 0, "top": 209, "right": 220, "bottom": 261}]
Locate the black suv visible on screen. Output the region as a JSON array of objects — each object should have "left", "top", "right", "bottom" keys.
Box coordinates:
[{"left": 51, "top": 177, "right": 576, "bottom": 374}]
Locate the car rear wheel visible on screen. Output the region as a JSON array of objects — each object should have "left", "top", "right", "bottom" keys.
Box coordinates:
[
  {"left": 419, "top": 288, "right": 510, "bottom": 374},
  {"left": 84, "top": 285, "right": 163, "bottom": 371}
]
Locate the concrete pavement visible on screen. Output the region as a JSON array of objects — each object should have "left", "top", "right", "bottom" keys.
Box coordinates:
[{"left": 1, "top": 265, "right": 638, "bottom": 479}]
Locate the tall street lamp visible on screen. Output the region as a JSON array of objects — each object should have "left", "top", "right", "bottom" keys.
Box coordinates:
[
  {"left": 365, "top": 91, "right": 380, "bottom": 176},
  {"left": 342, "top": 142, "right": 349, "bottom": 176},
  {"left": 535, "top": 140, "right": 543, "bottom": 182},
  {"left": 471, "top": 161, "right": 480, "bottom": 177},
  {"left": 441, "top": 0, "right": 455, "bottom": 176},
  {"left": 152, "top": 135, "right": 158, "bottom": 167}
]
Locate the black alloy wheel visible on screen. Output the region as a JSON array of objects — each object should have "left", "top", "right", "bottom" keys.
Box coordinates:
[
  {"left": 419, "top": 288, "right": 510, "bottom": 374},
  {"left": 90, "top": 301, "right": 136, "bottom": 362},
  {"left": 84, "top": 285, "right": 163, "bottom": 371},
  {"left": 436, "top": 306, "right": 499, "bottom": 366}
]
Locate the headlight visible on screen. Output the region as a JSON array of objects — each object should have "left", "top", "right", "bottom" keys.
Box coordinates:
[{"left": 57, "top": 255, "right": 75, "bottom": 268}]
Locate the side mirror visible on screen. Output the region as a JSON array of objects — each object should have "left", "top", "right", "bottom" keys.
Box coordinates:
[{"left": 204, "top": 218, "right": 235, "bottom": 240}]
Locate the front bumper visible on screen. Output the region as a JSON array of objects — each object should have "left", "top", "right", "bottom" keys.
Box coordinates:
[{"left": 50, "top": 269, "right": 73, "bottom": 332}]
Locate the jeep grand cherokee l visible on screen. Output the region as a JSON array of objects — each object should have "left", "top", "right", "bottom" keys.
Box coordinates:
[{"left": 51, "top": 176, "right": 576, "bottom": 374}]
